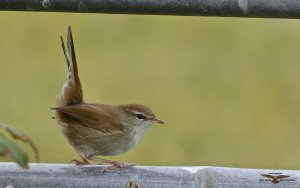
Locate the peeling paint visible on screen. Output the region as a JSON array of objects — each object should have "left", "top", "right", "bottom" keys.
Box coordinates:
[
  {"left": 42, "top": 0, "right": 51, "bottom": 8},
  {"left": 238, "top": 0, "right": 249, "bottom": 14},
  {"left": 127, "top": 180, "right": 140, "bottom": 188},
  {"left": 78, "top": 2, "right": 88, "bottom": 11}
]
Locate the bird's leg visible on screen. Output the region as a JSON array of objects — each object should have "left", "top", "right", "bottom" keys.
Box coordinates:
[
  {"left": 90, "top": 157, "right": 136, "bottom": 174},
  {"left": 71, "top": 155, "right": 91, "bottom": 165}
]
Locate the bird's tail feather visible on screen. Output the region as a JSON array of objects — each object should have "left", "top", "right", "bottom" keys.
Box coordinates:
[{"left": 56, "top": 26, "right": 83, "bottom": 106}]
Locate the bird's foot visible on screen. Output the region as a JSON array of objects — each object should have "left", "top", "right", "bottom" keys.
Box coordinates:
[
  {"left": 71, "top": 159, "right": 90, "bottom": 165},
  {"left": 101, "top": 162, "right": 136, "bottom": 174}
]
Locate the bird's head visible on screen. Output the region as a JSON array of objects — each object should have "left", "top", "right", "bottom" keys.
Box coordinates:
[{"left": 117, "top": 104, "right": 164, "bottom": 129}]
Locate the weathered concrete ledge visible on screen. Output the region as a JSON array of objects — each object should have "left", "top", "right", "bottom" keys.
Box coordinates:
[{"left": 0, "top": 163, "right": 299, "bottom": 187}]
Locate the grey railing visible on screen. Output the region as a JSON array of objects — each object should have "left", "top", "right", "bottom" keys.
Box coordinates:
[
  {"left": 1, "top": 0, "right": 300, "bottom": 19},
  {"left": 0, "top": 163, "right": 298, "bottom": 188}
]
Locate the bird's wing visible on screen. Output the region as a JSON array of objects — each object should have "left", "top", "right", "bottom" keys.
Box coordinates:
[
  {"left": 276, "top": 175, "right": 290, "bottom": 179},
  {"left": 52, "top": 104, "right": 123, "bottom": 133},
  {"left": 261, "top": 174, "right": 274, "bottom": 179}
]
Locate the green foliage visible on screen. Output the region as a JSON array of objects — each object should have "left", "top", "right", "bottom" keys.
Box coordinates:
[
  {"left": 4, "top": 125, "right": 39, "bottom": 162},
  {"left": 0, "top": 124, "right": 39, "bottom": 168}
]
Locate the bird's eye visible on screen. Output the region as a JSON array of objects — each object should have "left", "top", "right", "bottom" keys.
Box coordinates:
[{"left": 136, "top": 113, "right": 144, "bottom": 120}]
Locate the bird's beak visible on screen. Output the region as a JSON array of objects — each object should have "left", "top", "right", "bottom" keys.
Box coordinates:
[{"left": 153, "top": 118, "right": 164, "bottom": 125}]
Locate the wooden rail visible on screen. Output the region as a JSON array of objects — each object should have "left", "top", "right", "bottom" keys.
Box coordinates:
[{"left": 0, "top": 163, "right": 298, "bottom": 187}]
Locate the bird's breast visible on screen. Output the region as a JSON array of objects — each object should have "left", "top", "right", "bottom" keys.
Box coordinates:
[{"left": 60, "top": 123, "right": 147, "bottom": 157}]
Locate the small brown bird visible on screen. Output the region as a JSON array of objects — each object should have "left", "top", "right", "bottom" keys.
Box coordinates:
[
  {"left": 52, "top": 26, "right": 164, "bottom": 173},
  {"left": 260, "top": 174, "right": 290, "bottom": 184}
]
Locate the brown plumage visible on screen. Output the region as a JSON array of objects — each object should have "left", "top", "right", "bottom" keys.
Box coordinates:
[{"left": 52, "top": 26, "right": 163, "bottom": 173}]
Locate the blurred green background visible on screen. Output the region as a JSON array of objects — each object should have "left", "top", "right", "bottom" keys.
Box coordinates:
[{"left": 1, "top": 12, "right": 300, "bottom": 169}]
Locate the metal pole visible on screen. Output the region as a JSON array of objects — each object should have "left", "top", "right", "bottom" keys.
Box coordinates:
[
  {"left": 1, "top": 0, "right": 300, "bottom": 19},
  {"left": 0, "top": 163, "right": 298, "bottom": 188}
]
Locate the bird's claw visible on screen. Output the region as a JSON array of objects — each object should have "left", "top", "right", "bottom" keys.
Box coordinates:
[
  {"left": 71, "top": 159, "right": 90, "bottom": 165},
  {"left": 101, "top": 162, "right": 136, "bottom": 174}
]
